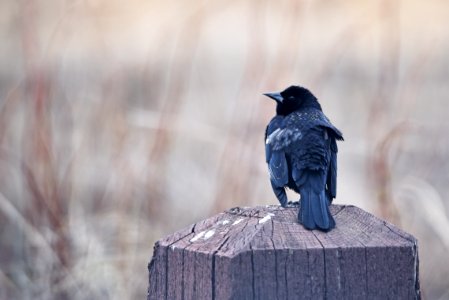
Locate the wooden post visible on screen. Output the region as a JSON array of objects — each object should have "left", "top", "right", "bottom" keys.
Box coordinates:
[{"left": 148, "top": 204, "right": 420, "bottom": 299}]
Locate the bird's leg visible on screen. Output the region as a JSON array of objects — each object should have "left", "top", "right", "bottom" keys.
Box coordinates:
[{"left": 270, "top": 181, "right": 287, "bottom": 207}]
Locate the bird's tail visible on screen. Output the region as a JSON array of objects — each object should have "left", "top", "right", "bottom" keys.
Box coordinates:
[{"left": 298, "top": 175, "right": 335, "bottom": 231}]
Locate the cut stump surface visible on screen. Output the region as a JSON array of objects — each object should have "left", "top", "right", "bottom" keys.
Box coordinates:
[{"left": 148, "top": 204, "right": 420, "bottom": 300}]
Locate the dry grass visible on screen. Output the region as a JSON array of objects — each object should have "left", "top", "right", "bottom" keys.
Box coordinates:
[{"left": 1, "top": 0, "right": 449, "bottom": 299}]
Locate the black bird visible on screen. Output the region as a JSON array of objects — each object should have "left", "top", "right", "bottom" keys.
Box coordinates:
[{"left": 264, "top": 86, "right": 343, "bottom": 231}]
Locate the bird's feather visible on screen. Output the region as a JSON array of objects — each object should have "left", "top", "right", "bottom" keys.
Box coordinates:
[
  {"left": 264, "top": 87, "right": 342, "bottom": 231},
  {"left": 268, "top": 151, "right": 288, "bottom": 187},
  {"left": 327, "top": 138, "right": 338, "bottom": 200}
]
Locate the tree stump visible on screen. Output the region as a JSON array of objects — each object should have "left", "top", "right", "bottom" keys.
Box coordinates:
[{"left": 147, "top": 204, "right": 420, "bottom": 299}]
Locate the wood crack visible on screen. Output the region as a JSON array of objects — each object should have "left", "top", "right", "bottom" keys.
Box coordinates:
[
  {"left": 356, "top": 231, "right": 371, "bottom": 299},
  {"left": 364, "top": 245, "right": 369, "bottom": 298},
  {"left": 331, "top": 205, "right": 346, "bottom": 218},
  {"left": 383, "top": 221, "right": 416, "bottom": 244},
  {"left": 270, "top": 219, "right": 279, "bottom": 300},
  {"left": 412, "top": 242, "right": 421, "bottom": 299},
  {"left": 311, "top": 230, "right": 327, "bottom": 299},
  {"left": 181, "top": 249, "right": 185, "bottom": 300},
  {"left": 250, "top": 244, "right": 256, "bottom": 299},
  {"left": 164, "top": 230, "right": 194, "bottom": 299},
  {"left": 212, "top": 232, "right": 232, "bottom": 299},
  {"left": 284, "top": 252, "right": 289, "bottom": 300}
]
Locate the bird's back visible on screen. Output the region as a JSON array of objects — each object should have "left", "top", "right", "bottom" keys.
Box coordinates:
[
  {"left": 265, "top": 107, "right": 343, "bottom": 209},
  {"left": 283, "top": 108, "right": 343, "bottom": 143}
]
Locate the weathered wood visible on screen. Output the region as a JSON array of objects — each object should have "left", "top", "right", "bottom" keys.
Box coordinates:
[{"left": 148, "top": 204, "right": 420, "bottom": 300}]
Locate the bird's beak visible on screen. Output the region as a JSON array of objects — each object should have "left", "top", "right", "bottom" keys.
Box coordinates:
[{"left": 263, "top": 92, "right": 283, "bottom": 103}]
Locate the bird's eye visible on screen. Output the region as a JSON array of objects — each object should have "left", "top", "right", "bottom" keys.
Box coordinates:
[{"left": 289, "top": 96, "right": 294, "bottom": 100}]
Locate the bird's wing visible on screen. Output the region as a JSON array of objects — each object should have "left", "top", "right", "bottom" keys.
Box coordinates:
[
  {"left": 265, "top": 111, "right": 304, "bottom": 152},
  {"left": 311, "top": 110, "right": 342, "bottom": 200},
  {"left": 314, "top": 111, "right": 343, "bottom": 141},
  {"left": 266, "top": 127, "right": 303, "bottom": 151},
  {"left": 326, "top": 138, "right": 338, "bottom": 200},
  {"left": 265, "top": 116, "right": 289, "bottom": 187},
  {"left": 289, "top": 126, "right": 330, "bottom": 172},
  {"left": 284, "top": 117, "right": 338, "bottom": 203},
  {"left": 267, "top": 150, "right": 289, "bottom": 188}
]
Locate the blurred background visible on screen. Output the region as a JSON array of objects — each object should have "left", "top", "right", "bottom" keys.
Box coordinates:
[{"left": 1, "top": 0, "right": 449, "bottom": 299}]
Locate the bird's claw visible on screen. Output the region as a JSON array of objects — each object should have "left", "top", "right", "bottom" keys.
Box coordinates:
[{"left": 286, "top": 200, "right": 300, "bottom": 208}]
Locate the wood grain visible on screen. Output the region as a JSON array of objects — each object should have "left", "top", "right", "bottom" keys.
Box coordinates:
[{"left": 148, "top": 204, "right": 420, "bottom": 300}]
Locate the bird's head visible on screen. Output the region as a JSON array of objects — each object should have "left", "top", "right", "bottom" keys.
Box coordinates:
[{"left": 264, "top": 85, "right": 321, "bottom": 116}]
